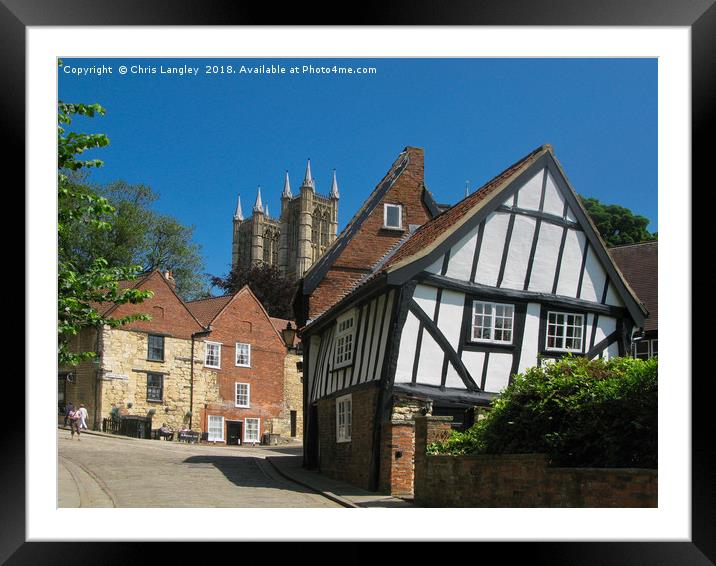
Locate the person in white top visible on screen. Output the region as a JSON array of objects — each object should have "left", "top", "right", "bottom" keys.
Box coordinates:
[{"left": 78, "top": 403, "right": 89, "bottom": 430}]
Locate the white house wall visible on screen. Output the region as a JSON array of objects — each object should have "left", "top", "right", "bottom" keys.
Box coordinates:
[{"left": 309, "top": 290, "right": 395, "bottom": 403}]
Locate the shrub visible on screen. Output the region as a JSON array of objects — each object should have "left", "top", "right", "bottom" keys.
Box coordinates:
[{"left": 428, "top": 355, "right": 657, "bottom": 468}]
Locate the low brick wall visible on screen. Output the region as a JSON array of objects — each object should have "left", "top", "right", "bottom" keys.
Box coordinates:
[{"left": 414, "top": 416, "right": 657, "bottom": 508}]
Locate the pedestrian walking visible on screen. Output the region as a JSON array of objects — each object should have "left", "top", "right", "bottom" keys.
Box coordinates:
[
  {"left": 78, "top": 403, "right": 89, "bottom": 430},
  {"left": 64, "top": 401, "right": 74, "bottom": 426},
  {"left": 68, "top": 407, "right": 81, "bottom": 440}
]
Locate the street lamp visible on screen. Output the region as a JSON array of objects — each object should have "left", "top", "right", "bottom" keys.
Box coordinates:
[{"left": 281, "top": 321, "right": 297, "bottom": 350}]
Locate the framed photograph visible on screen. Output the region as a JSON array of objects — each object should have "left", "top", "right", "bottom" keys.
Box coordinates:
[{"left": 12, "top": 0, "right": 706, "bottom": 562}]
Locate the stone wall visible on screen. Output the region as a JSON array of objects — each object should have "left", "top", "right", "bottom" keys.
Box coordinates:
[
  {"left": 273, "top": 351, "right": 303, "bottom": 439},
  {"left": 99, "top": 327, "right": 220, "bottom": 434},
  {"left": 414, "top": 416, "right": 658, "bottom": 507},
  {"left": 60, "top": 328, "right": 101, "bottom": 428}
]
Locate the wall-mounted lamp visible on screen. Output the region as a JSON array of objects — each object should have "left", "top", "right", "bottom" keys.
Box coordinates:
[{"left": 281, "top": 321, "right": 297, "bottom": 350}]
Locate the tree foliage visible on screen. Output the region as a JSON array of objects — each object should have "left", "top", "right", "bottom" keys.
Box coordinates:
[
  {"left": 579, "top": 195, "right": 657, "bottom": 247},
  {"left": 211, "top": 263, "right": 298, "bottom": 319},
  {"left": 58, "top": 98, "right": 152, "bottom": 366},
  {"left": 429, "top": 356, "right": 657, "bottom": 468},
  {"left": 63, "top": 178, "right": 209, "bottom": 300}
]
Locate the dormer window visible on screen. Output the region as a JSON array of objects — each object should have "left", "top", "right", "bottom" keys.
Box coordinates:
[{"left": 383, "top": 203, "right": 403, "bottom": 230}]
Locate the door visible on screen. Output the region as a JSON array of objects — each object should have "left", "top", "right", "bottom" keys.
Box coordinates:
[
  {"left": 290, "top": 410, "right": 297, "bottom": 437},
  {"left": 227, "top": 421, "right": 243, "bottom": 445},
  {"left": 58, "top": 374, "right": 67, "bottom": 415}
]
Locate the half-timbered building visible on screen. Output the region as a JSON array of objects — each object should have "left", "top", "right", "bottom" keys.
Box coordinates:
[{"left": 300, "top": 144, "right": 648, "bottom": 495}]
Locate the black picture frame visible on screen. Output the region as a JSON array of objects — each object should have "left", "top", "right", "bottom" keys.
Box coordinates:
[{"left": 9, "top": 1, "right": 705, "bottom": 563}]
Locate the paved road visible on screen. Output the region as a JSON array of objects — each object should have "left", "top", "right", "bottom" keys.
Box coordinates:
[{"left": 58, "top": 430, "right": 340, "bottom": 508}]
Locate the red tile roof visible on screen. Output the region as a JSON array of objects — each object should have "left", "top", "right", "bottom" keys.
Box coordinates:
[
  {"left": 270, "top": 317, "right": 300, "bottom": 346},
  {"left": 609, "top": 241, "right": 658, "bottom": 332},
  {"left": 382, "top": 144, "right": 550, "bottom": 272},
  {"left": 184, "top": 295, "right": 233, "bottom": 327}
]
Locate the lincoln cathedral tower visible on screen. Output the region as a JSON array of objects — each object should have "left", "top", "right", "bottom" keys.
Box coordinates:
[{"left": 231, "top": 159, "right": 339, "bottom": 279}]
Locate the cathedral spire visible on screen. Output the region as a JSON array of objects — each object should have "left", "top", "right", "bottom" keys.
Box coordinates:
[
  {"left": 301, "top": 158, "right": 315, "bottom": 190},
  {"left": 282, "top": 170, "right": 292, "bottom": 199},
  {"left": 329, "top": 169, "right": 340, "bottom": 199},
  {"left": 234, "top": 194, "right": 244, "bottom": 221},
  {"left": 264, "top": 204, "right": 270, "bottom": 217},
  {"left": 253, "top": 186, "right": 264, "bottom": 213}
]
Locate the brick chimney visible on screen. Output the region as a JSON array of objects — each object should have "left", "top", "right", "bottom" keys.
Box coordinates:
[{"left": 163, "top": 270, "right": 176, "bottom": 290}]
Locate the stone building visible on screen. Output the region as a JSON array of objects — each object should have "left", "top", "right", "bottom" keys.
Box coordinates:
[
  {"left": 231, "top": 160, "right": 340, "bottom": 280},
  {"left": 59, "top": 271, "right": 302, "bottom": 443}
]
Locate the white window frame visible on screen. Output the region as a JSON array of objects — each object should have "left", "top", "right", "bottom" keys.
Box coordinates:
[
  {"left": 545, "top": 311, "right": 584, "bottom": 353},
  {"left": 207, "top": 415, "right": 225, "bottom": 442},
  {"left": 244, "top": 417, "right": 261, "bottom": 444},
  {"left": 333, "top": 310, "right": 357, "bottom": 370},
  {"left": 383, "top": 203, "right": 403, "bottom": 230},
  {"left": 235, "top": 342, "right": 251, "bottom": 367},
  {"left": 204, "top": 341, "right": 222, "bottom": 369},
  {"left": 336, "top": 394, "right": 352, "bottom": 443},
  {"left": 235, "top": 382, "right": 250, "bottom": 408},
  {"left": 471, "top": 301, "right": 515, "bottom": 344}
]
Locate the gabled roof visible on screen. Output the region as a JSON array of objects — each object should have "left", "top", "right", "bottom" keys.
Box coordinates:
[
  {"left": 186, "top": 285, "right": 286, "bottom": 344},
  {"left": 304, "top": 144, "right": 649, "bottom": 332},
  {"left": 94, "top": 270, "right": 207, "bottom": 330},
  {"left": 302, "top": 147, "right": 430, "bottom": 295},
  {"left": 383, "top": 144, "right": 549, "bottom": 273},
  {"left": 609, "top": 241, "right": 658, "bottom": 332},
  {"left": 184, "top": 294, "right": 233, "bottom": 327}
]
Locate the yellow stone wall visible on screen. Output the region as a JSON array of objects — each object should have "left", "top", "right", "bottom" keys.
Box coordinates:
[
  {"left": 97, "top": 327, "right": 220, "bottom": 434},
  {"left": 272, "top": 351, "right": 304, "bottom": 439}
]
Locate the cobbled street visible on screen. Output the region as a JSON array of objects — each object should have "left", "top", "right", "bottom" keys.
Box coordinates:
[{"left": 58, "top": 430, "right": 340, "bottom": 508}]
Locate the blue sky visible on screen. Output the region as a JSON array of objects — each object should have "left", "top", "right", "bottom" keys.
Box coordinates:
[{"left": 58, "top": 58, "right": 657, "bottom": 282}]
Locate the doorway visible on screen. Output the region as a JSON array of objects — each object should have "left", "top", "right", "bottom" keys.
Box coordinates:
[
  {"left": 227, "top": 421, "right": 243, "bottom": 445},
  {"left": 290, "top": 410, "right": 297, "bottom": 437}
]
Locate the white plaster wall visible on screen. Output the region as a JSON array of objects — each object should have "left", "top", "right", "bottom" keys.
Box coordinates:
[
  {"left": 373, "top": 290, "right": 394, "bottom": 380},
  {"left": 606, "top": 342, "right": 620, "bottom": 360},
  {"left": 413, "top": 284, "right": 438, "bottom": 316},
  {"left": 425, "top": 256, "right": 443, "bottom": 274},
  {"left": 461, "top": 350, "right": 486, "bottom": 385},
  {"left": 580, "top": 246, "right": 608, "bottom": 303},
  {"left": 416, "top": 331, "right": 444, "bottom": 387},
  {"left": 366, "top": 294, "right": 386, "bottom": 379},
  {"left": 395, "top": 310, "right": 420, "bottom": 383},
  {"left": 484, "top": 352, "right": 513, "bottom": 392},
  {"left": 518, "top": 302, "right": 542, "bottom": 372},
  {"left": 605, "top": 283, "right": 625, "bottom": 307},
  {"left": 446, "top": 227, "right": 478, "bottom": 281},
  {"left": 565, "top": 205, "right": 578, "bottom": 222},
  {"left": 351, "top": 303, "right": 369, "bottom": 382},
  {"left": 528, "top": 222, "right": 563, "bottom": 293},
  {"left": 474, "top": 212, "right": 511, "bottom": 287},
  {"left": 542, "top": 170, "right": 566, "bottom": 217},
  {"left": 500, "top": 215, "right": 537, "bottom": 289},
  {"left": 444, "top": 363, "right": 464, "bottom": 389},
  {"left": 556, "top": 229, "right": 586, "bottom": 298},
  {"left": 436, "top": 289, "right": 464, "bottom": 351},
  {"left": 515, "top": 168, "right": 544, "bottom": 211}
]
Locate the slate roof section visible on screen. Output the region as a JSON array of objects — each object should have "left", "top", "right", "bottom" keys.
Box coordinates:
[{"left": 608, "top": 241, "right": 658, "bottom": 332}]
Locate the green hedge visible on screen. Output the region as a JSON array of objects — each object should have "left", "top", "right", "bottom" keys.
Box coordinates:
[{"left": 428, "top": 356, "right": 657, "bottom": 468}]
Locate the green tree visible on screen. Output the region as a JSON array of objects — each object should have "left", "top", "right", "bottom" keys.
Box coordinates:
[
  {"left": 211, "top": 263, "right": 298, "bottom": 319},
  {"left": 63, "top": 178, "right": 209, "bottom": 300},
  {"left": 58, "top": 100, "right": 153, "bottom": 366},
  {"left": 579, "top": 195, "right": 657, "bottom": 247}
]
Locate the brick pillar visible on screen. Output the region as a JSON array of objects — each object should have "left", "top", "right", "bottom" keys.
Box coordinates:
[
  {"left": 414, "top": 416, "right": 453, "bottom": 502},
  {"left": 380, "top": 420, "right": 416, "bottom": 496}
]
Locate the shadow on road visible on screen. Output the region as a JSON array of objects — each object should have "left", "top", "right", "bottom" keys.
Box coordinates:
[{"left": 181, "top": 454, "right": 316, "bottom": 494}]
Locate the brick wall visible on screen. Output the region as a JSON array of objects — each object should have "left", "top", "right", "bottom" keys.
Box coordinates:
[
  {"left": 308, "top": 147, "right": 433, "bottom": 320},
  {"left": 379, "top": 396, "right": 433, "bottom": 496},
  {"left": 200, "top": 289, "right": 287, "bottom": 443},
  {"left": 414, "top": 416, "right": 658, "bottom": 507},
  {"left": 316, "top": 385, "right": 378, "bottom": 490}
]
